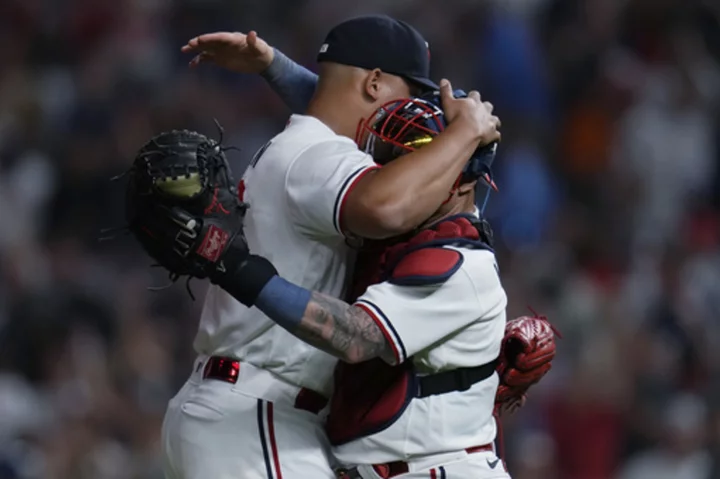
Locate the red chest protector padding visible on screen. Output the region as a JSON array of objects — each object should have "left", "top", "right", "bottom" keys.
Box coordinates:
[
  {"left": 326, "top": 215, "right": 494, "bottom": 446},
  {"left": 347, "top": 215, "right": 490, "bottom": 301}
]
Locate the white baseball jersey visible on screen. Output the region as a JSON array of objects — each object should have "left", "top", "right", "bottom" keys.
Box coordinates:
[
  {"left": 335, "top": 246, "right": 507, "bottom": 464},
  {"left": 193, "top": 114, "right": 378, "bottom": 397}
]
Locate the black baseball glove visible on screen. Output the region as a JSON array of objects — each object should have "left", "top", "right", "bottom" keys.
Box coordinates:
[{"left": 123, "top": 129, "right": 249, "bottom": 287}]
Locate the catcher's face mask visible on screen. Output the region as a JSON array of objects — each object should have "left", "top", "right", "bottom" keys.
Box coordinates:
[
  {"left": 356, "top": 97, "right": 443, "bottom": 165},
  {"left": 355, "top": 95, "right": 498, "bottom": 192}
]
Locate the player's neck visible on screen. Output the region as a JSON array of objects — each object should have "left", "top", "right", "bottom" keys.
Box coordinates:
[
  {"left": 422, "top": 194, "right": 477, "bottom": 229},
  {"left": 306, "top": 97, "right": 363, "bottom": 141}
]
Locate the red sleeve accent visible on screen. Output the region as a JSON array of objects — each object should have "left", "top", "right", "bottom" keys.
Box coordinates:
[
  {"left": 355, "top": 302, "right": 401, "bottom": 364},
  {"left": 338, "top": 165, "right": 381, "bottom": 235},
  {"left": 389, "top": 247, "right": 464, "bottom": 286}
]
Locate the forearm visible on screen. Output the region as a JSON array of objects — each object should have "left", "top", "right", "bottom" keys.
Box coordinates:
[
  {"left": 252, "top": 276, "right": 394, "bottom": 364},
  {"left": 260, "top": 48, "right": 318, "bottom": 113},
  {"left": 348, "top": 122, "right": 480, "bottom": 238}
]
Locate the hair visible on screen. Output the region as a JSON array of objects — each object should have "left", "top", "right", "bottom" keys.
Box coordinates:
[{"left": 316, "top": 63, "right": 366, "bottom": 93}]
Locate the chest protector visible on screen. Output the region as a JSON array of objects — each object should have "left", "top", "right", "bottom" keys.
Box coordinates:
[{"left": 326, "top": 214, "right": 497, "bottom": 446}]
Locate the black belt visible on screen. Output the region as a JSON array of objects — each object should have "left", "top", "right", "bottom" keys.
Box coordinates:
[{"left": 416, "top": 358, "right": 498, "bottom": 398}]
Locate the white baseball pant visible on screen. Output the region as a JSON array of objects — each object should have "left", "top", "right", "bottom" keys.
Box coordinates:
[{"left": 161, "top": 356, "right": 336, "bottom": 479}]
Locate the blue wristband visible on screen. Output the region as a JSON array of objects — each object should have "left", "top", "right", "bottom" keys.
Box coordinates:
[{"left": 255, "top": 276, "right": 312, "bottom": 331}]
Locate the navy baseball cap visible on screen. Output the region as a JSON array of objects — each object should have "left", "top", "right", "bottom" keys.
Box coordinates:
[{"left": 317, "top": 15, "right": 438, "bottom": 92}]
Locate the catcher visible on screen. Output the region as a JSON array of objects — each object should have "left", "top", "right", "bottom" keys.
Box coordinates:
[{"left": 122, "top": 95, "right": 557, "bottom": 478}]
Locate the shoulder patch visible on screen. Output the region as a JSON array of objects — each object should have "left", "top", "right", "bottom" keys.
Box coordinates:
[{"left": 389, "top": 247, "right": 464, "bottom": 286}]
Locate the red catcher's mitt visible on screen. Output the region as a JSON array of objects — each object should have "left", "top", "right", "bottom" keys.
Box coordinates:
[{"left": 495, "top": 310, "right": 561, "bottom": 414}]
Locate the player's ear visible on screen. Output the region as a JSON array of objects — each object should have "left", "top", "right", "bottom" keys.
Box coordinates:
[
  {"left": 457, "top": 180, "right": 477, "bottom": 196},
  {"left": 362, "top": 68, "right": 383, "bottom": 102}
]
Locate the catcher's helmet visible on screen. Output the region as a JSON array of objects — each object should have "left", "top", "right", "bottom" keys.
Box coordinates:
[{"left": 355, "top": 90, "right": 498, "bottom": 191}]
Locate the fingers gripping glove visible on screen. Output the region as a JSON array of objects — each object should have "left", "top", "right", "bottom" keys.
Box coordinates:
[
  {"left": 124, "top": 129, "right": 251, "bottom": 288},
  {"left": 495, "top": 312, "right": 561, "bottom": 414}
]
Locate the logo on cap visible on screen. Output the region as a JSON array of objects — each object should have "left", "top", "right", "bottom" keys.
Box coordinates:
[{"left": 319, "top": 43, "right": 329, "bottom": 53}]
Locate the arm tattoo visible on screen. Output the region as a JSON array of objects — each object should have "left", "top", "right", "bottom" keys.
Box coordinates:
[{"left": 293, "top": 292, "right": 396, "bottom": 365}]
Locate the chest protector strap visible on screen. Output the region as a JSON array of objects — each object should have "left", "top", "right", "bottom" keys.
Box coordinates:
[
  {"left": 326, "top": 214, "right": 498, "bottom": 446},
  {"left": 417, "top": 358, "right": 499, "bottom": 398}
]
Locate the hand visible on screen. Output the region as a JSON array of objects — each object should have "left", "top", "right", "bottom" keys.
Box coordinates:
[
  {"left": 493, "top": 313, "right": 559, "bottom": 414},
  {"left": 496, "top": 392, "right": 527, "bottom": 416},
  {"left": 440, "top": 79, "right": 501, "bottom": 146},
  {"left": 180, "top": 31, "right": 274, "bottom": 73},
  {"left": 136, "top": 204, "right": 249, "bottom": 281}
]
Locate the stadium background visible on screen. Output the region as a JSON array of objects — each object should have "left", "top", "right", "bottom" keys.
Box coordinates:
[{"left": 1, "top": 0, "right": 719, "bottom": 477}]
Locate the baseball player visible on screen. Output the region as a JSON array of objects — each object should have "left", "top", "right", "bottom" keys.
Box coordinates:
[
  {"left": 126, "top": 95, "right": 556, "bottom": 478},
  {"left": 135, "top": 15, "right": 501, "bottom": 479}
]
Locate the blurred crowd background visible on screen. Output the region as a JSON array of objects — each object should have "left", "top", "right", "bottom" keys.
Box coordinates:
[{"left": 1, "top": 0, "right": 719, "bottom": 478}]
